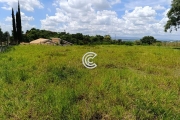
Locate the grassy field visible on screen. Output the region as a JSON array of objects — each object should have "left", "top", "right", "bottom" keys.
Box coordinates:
[{"left": 0, "top": 45, "right": 180, "bottom": 119}]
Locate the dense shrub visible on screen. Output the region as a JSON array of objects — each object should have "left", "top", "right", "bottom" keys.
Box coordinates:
[
  {"left": 140, "top": 36, "right": 157, "bottom": 45},
  {"left": 123, "top": 41, "right": 134, "bottom": 46},
  {"left": 134, "top": 40, "right": 142, "bottom": 45}
]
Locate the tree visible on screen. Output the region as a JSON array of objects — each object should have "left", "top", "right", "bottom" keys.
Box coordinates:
[
  {"left": 17, "top": 0, "right": 22, "bottom": 43},
  {"left": 60, "top": 39, "right": 64, "bottom": 45},
  {"left": 12, "top": 8, "right": 17, "bottom": 44},
  {"left": 164, "top": 0, "right": 180, "bottom": 32},
  {"left": 16, "top": 11, "right": 20, "bottom": 44},
  {"left": 104, "top": 35, "right": 111, "bottom": 42},
  {"left": 0, "top": 27, "right": 3, "bottom": 46},
  {"left": 140, "top": 36, "right": 156, "bottom": 45},
  {"left": 83, "top": 35, "right": 90, "bottom": 44},
  {"left": 134, "top": 40, "right": 142, "bottom": 45},
  {"left": 75, "top": 33, "right": 83, "bottom": 40},
  {"left": 4, "top": 31, "right": 10, "bottom": 46},
  {"left": 13, "top": 1, "right": 22, "bottom": 44},
  {"left": 117, "top": 39, "right": 122, "bottom": 45}
]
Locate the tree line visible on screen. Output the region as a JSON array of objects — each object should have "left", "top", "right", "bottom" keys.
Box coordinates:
[
  {"left": 1, "top": 25, "right": 158, "bottom": 46},
  {"left": 0, "top": 28, "right": 10, "bottom": 46},
  {"left": 23, "top": 28, "right": 114, "bottom": 45},
  {"left": 22, "top": 28, "right": 159, "bottom": 45}
]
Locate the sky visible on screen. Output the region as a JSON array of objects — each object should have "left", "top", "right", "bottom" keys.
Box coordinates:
[{"left": 0, "top": 0, "right": 179, "bottom": 40}]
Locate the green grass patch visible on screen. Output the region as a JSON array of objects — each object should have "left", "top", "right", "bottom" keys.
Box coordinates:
[{"left": 0, "top": 45, "right": 180, "bottom": 119}]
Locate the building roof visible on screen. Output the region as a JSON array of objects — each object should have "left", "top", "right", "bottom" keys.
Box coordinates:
[{"left": 30, "top": 38, "right": 51, "bottom": 44}]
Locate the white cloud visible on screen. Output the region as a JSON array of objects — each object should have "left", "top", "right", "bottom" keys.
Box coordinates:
[
  {"left": 153, "top": 5, "right": 166, "bottom": 10},
  {"left": 53, "top": 0, "right": 120, "bottom": 11},
  {"left": 122, "top": 6, "right": 158, "bottom": 32},
  {"left": 4, "top": 12, "right": 35, "bottom": 34},
  {"left": 41, "top": 0, "right": 121, "bottom": 33},
  {"left": 47, "top": 8, "right": 51, "bottom": 12},
  {"left": 91, "top": 0, "right": 110, "bottom": 10},
  {"left": 162, "top": 8, "right": 170, "bottom": 16},
  {"left": 5, "top": 12, "right": 34, "bottom": 22},
  {"left": 41, "top": 1, "right": 180, "bottom": 40},
  {"left": 124, "top": 6, "right": 156, "bottom": 18},
  {"left": 122, "top": 6, "right": 180, "bottom": 37},
  {"left": 0, "top": 0, "right": 43, "bottom": 11},
  {"left": 22, "top": 23, "right": 36, "bottom": 33},
  {"left": 124, "top": 0, "right": 171, "bottom": 10},
  {"left": 21, "top": 14, "right": 34, "bottom": 22},
  {"left": 110, "top": 0, "right": 121, "bottom": 5},
  {"left": 0, "top": 22, "right": 11, "bottom": 33},
  {"left": 5, "top": 17, "right": 12, "bottom": 22},
  {"left": 1, "top": 6, "right": 11, "bottom": 10},
  {"left": 41, "top": 8, "right": 70, "bottom": 30}
]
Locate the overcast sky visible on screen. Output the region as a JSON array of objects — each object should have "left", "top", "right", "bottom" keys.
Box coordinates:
[{"left": 0, "top": 0, "right": 179, "bottom": 40}]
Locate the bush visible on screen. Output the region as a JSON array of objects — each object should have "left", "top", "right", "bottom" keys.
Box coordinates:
[
  {"left": 154, "top": 41, "right": 162, "bottom": 46},
  {"left": 117, "top": 39, "right": 122, "bottom": 45},
  {"left": 123, "top": 41, "right": 134, "bottom": 46},
  {"left": 140, "top": 36, "right": 156, "bottom": 45},
  {"left": 134, "top": 40, "right": 142, "bottom": 45}
]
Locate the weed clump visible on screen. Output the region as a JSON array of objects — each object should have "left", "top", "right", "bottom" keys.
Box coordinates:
[{"left": 46, "top": 65, "right": 81, "bottom": 83}]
